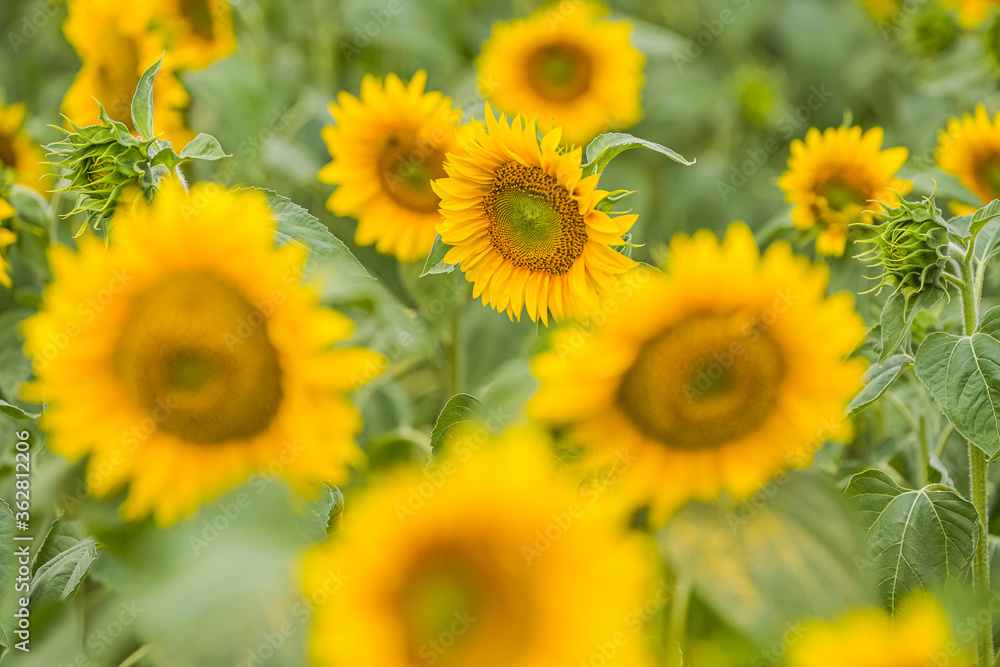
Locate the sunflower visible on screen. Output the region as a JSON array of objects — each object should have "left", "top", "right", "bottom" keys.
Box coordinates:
[
  {"left": 303, "top": 427, "right": 655, "bottom": 667},
  {"left": 158, "top": 0, "right": 237, "bottom": 70},
  {"left": 0, "top": 103, "right": 47, "bottom": 194},
  {"left": 477, "top": 1, "right": 645, "bottom": 145},
  {"left": 778, "top": 125, "right": 911, "bottom": 256},
  {"left": 0, "top": 201, "right": 14, "bottom": 288},
  {"left": 529, "top": 224, "right": 866, "bottom": 522},
  {"left": 22, "top": 181, "right": 383, "bottom": 524},
  {"left": 942, "top": 0, "right": 1000, "bottom": 27},
  {"left": 787, "top": 595, "right": 971, "bottom": 667},
  {"left": 63, "top": 0, "right": 192, "bottom": 145},
  {"left": 319, "top": 71, "right": 462, "bottom": 264},
  {"left": 859, "top": 0, "right": 899, "bottom": 22},
  {"left": 432, "top": 108, "right": 637, "bottom": 324},
  {"left": 936, "top": 105, "right": 1000, "bottom": 208}
]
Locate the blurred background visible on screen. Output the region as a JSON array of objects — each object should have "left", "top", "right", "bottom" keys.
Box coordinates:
[{"left": 1, "top": 0, "right": 999, "bottom": 665}]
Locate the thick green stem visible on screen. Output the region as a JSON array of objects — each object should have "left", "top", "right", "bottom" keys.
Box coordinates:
[
  {"left": 917, "top": 416, "right": 930, "bottom": 488},
  {"left": 959, "top": 259, "right": 994, "bottom": 667}
]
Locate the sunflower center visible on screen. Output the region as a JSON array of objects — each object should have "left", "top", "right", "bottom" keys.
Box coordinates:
[
  {"left": 180, "top": 0, "right": 216, "bottom": 40},
  {"left": 94, "top": 33, "right": 142, "bottom": 133},
  {"left": 819, "top": 177, "right": 865, "bottom": 212},
  {"left": 377, "top": 132, "right": 447, "bottom": 214},
  {"left": 525, "top": 42, "right": 593, "bottom": 103},
  {"left": 618, "top": 313, "right": 786, "bottom": 450},
  {"left": 113, "top": 272, "right": 283, "bottom": 445},
  {"left": 395, "top": 541, "right": 531, "bottom": 667},
  {"left": 0, "top": 130, "right": 18, "bottom": 170},
  {"left": 483, "top": 161, "right": 587, "bottom": 275},
  {"left": 979, "top": 158, "right": 1000, "bottom": 200}
]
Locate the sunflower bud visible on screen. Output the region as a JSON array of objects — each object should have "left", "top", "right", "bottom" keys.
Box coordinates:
[
  {"left": 856, "top": 195, "right": 950, "bottom": 296},
  {"left": 47, "top": 105, "right": 171, "bottom": 236}
]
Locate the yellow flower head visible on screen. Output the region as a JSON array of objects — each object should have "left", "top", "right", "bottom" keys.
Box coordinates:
[
  {"left": 787, "top": 595, "right": 972, "bottom": 667},
  {"left": 942, "top": 0, "right": 1000, "bottom": 28},
  {"left": 303, "top": 427, "right": 656, "bottom": 667},
  {"left": 63, "top": 0, "right": 192, "bottom": 145},
  {"left": 433, "top": 107, "right": 637, "bottom": 324},
  {"left": 859, "top": 0, "right": 900, "bottom": 22},
  {"left": 529, "top": 224, "right": 866, "bottom": 522},
  {"left": 477, "top": 1, "right": 645, "bottom": 145},
  {"left": 319, "top": 70, "right": 463, "bottom": 263},
  {"left": 0, "top": 103, "right": 47, "bottom": 194},
  {"left": 158, "top": 0, "right": 237, "bottom": 70},
  {"left": 0, "top": 211, "right": 14, "bottom": 289},
  {"left": 937, "top": 104, "right": 1000, "bottom": 206},
  {"left": 22, "top": 182, "right": 384, "bottom": 524},
  {"left": 778, "top": 126, "right": 911, "bottom": 256}
]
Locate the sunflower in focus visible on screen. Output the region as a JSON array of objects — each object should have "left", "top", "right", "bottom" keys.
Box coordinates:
[
  {"left": 787, "top": 595, "right": 971, "bottom": 667},
  {"left": 22, "top": 182, "right": 383, "bottom": 524},
  {"left": 319, "top": 71, "right": 462, "bottom": 263},
  {"left": 942, "top": 0, "right": 1000, "bottom": 27},
  {"left": 937, "top": 105, "right": 1000, "bottom": 209},
  {"left": 158, "top": 0, "right": 237, "bottom": 70},
  {"left": 0, "top": 103, "right": 47, "bottom": 194},
  {"left": 303, "top": 427, "right": 655, "bottom": 667},
  {"left": 530, "top": 224, "right": 866, "bottom": 522},
  {"left": 63, "top": 0, "right": 192, "bottom": 145},
  {"left": 433, "top": 108, "right": 637, "bottom": 324},
  {"left": 779, "top": 125, "right": 910, "bottom": 256},
  {"left": 477, "top": 1, "right": 645, "bottom": 145}
]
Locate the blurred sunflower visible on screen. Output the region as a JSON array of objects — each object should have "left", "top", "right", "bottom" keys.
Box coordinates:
[
  {"left": 0, "top": 200, "right": 13, "bottom": 288},
  {"left": 63, "top": 0, "right": 192, "bottom": 144},
  {"left": 433, "top": 108, "right": 637, "bottom": 324},
  {"left": 787, "top": 595, "right": 971, "bottom": 667},
  {"left": 859, "top": 0, "right": 899, "bottom": 22},
  {"left": 779, "top": 125, "right": 910, "bottom": 256},
  {"left": 158, "top": 0, "right": 237, "bottom": 70},
  {"left": 530, "top": 224, "right": 866, "bottom": 522},
  {"left": 319, "top": 71, "right": 462, "bottom": 263},
  {"left": 937, "top": 105, "right": 1000, "bottom": 207},
  {"left": 23, "top": 182, "right": 383, "bottom": 524},
  {"left": 0, "top": 103, "right": 47, "bottom": 194},
  {"left": 477, "top": 1, "right": 645, "bottom": 145},
  {"left": 942, "top": 0, "right": 1000, "bottom": 28},
  {"left": 303, "top": 427, "right": 655, "bottom": 667}
]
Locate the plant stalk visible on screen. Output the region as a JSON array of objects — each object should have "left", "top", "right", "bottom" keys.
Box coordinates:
[
  {"left": 667, "top": 575, "right": 693, "bottom": 667},
  {"left": 960, "top": 258, "right": 993, "bottom": 667}
]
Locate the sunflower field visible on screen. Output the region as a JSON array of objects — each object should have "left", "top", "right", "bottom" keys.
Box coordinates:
[{"left": 9, "top": 0, "right": 1000, "bottom": 665}]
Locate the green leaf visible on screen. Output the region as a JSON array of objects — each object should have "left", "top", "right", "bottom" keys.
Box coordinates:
[
  {"left": 30, "top": 537, "right": 98, "bottom": 606},
  {"left": 256, "top": 188, "right": 372, "bottom": 279},
  {"left": 847, "top": 355, "right": 911, "bottom": 415},
  {"left": 0, "top": 500, "right": 16, "bottom": 649},
  {"left": 582, "top": 132, "right": 694, "bottom": 178},
  {"left": 420, "top": 234, "right": 457, "bottom": 277},
  {"left": 130, "top": 55, "right": 162, "bottom": 140},
  {"left": 429, "top": 394, "right": 488, "bottom": 459},
  {"left": 880, "top": 287, "right": 945, "bottom": 363},
  {"left": 845, "top": 469, "right": 978, "bottom": 609},
  {"left": 0, "top": 399, "right": 38, "bottom": 421},
  {"left": 660, "top": 473, "right": 866, "bottom": 644},
  {"left": 32, "top": 520, "right": 88, "bottom": 574},
  {"left": 178, "top": 133, "right": 230, "bottom": 161},
  {"left": 969, "top": 199, "right": 1000, "bottom": 238},
  {"left": 299, "top": 485, "right": 344, "bottom": 542},
  {"left": 914, "top": 313, "right": 1000, "bottom": 458}
]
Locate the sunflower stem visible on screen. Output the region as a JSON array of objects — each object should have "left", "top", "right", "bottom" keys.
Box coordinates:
[
  {"left": 667, "top": 574, "right": 692, "bottom": 667},
  {"left": 446, "top": 274, "right": 466, "bottom": 396},
  {"left": 959, "top": 256, "right": 993, "bottom": 667},
  {"left": 917, "top": 415, "right": 930, "bottom": 488}
]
